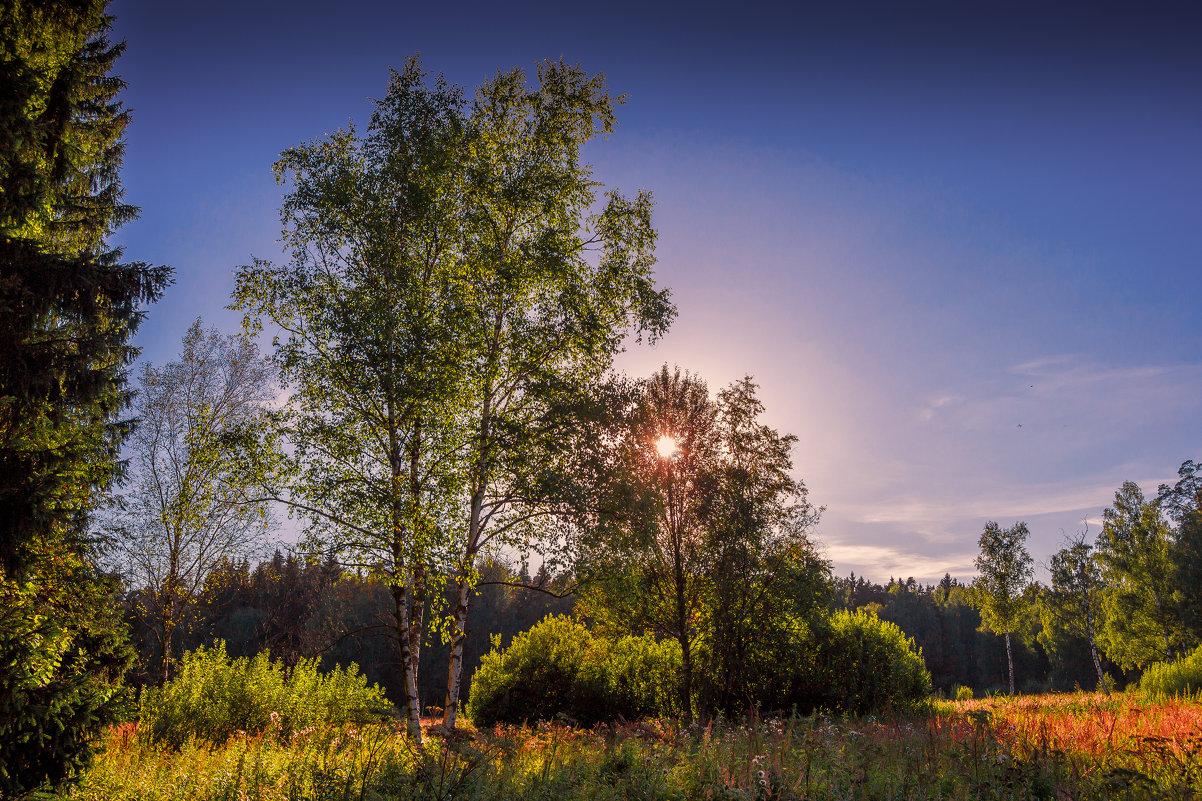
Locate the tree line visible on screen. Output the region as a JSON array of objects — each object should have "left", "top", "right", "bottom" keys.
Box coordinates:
[{"left": 837, "top": 464, "right": 1202, "bottom": 699}]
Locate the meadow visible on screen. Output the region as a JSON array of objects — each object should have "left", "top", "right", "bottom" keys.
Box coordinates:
[{"left": 72, "top": 693, "right": 1202, "bottom": 801}]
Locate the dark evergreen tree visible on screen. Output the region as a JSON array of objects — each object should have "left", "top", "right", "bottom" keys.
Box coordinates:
[{"left": 0, "top": 1, "right": 170, "bottom": 795}]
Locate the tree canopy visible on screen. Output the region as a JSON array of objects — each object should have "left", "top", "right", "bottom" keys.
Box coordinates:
[
  {"left": 234, "top": 57, "right": 672, "bottom": 739},
  {"left": 972, "top": 521, "right": 1033, "bottom": 695}
]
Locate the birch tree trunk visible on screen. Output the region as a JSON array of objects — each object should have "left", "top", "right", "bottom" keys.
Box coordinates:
[
  {"left": 391, "top": 574, "right": 423, "bottom": 742},
  {"left": 442, "top": 575, "right": 473, "bottom": 728},
  {"left": 1005, "top": 631, "right": 1015, "bottom": 695},
  {"left": 1086, "top": 608, "right": 1108, "bottom": 693}
]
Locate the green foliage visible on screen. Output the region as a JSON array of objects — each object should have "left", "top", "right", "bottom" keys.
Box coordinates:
[
  {"left": 971, "top": 521, "right": 1034, "bottom": 694},
  {"left": 972, "top": 522, "right": 1034, "bottom": 638},
  {"left": 467, "top": 615, "right": 681, "bottom": 727},
  {"left": 0, "top": 0, "right": 171, "bottom": 578},
  {"left": 0, "top": 568, "right": 133, "bottom": 798},
  {"left": 1159, "top": 460, "right": 1202, "bottom": 646},
  {"left": 578, "top": 369, "right": 824, "bottom": 722},
  {"left": 0, "top": 1, "right": 168, "bottom": 795},
  {"left": 806, "top": 609, "right": 932, "bottom": 715},
  {"left": 112, "top": 320, "right": 276, "bottom": 683},
  {"left": 955, "top": 684, "right": 974, "bottom": 701},
  {"left": 232, "top": 56, "right": 674, "bottom": 737},
  {"left": 1096, "top": 482, "right": 1183, "bottom": 668},
  {"left": 1140, "top": 645, "right": 1202, "bottom": 698},
  {"left": 582, "top": 630, "right": 685, "bottom": 722},
  {"left": 138, "top": 642, "right": 392, "bottom": 749}
]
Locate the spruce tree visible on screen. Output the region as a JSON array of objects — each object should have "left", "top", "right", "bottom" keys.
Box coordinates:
[{"left": 0, "top": 1, "right": 170, "bottom": 794}]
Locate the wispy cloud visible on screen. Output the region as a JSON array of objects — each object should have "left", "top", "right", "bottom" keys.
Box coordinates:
[{"left": 820, "top": 542, "right": 977, "bottom": 582}]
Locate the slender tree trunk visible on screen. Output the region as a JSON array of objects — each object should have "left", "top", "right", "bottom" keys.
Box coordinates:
[
  {"left": 159, "top": 600, "right": 174, "bottom": 685},
  {"left": 674, "top": 544, "right": 693, "bottom": 723},
  {"left": 444, "top": 489, "right": 484, "bottom": 730},
  {"left": 409, "top": 562, "right": 427, "bottom": 699},
  {"left": 442, "top": 574, "right": 473, "bottom": 728},
  {"left": 160, "top": 557, "right": 179, "bottom": 684},
  {"left": 443, "top": 361, "right": 495, "bottom": 729},
  {"left": 664, "top": 466, "right": 693, "bottom": 724},
  {"left": 1086, "top": 607, "right": 1107, "bottom": 694},
  {"left": 1005, "top": 630, "right": 1015, "bottom": 695},
  {"left": 679, "top": 631, "right": 694, "bottom": 725},
  {"left": 391, "top": 569, "right": 423, "bottom": 743}
]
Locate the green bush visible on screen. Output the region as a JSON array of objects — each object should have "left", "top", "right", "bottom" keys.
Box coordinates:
[
  {"left": 806, "top": 609, "right": 931, "bottom": 715},
  {"left": 138, "top": 641, "right": 392, "bottom": 747},
  {"left": 955, "top": 684, "right": 974, "bottom": 701},
  {"left": 1140, "top": 645, "right": 1202, "bottom": 698},
  {"left": 582, "top": 630, "right": 684, "bottom": 720},
  {"left": 467, "top": 615, "right": 681, "bottom": 727}
]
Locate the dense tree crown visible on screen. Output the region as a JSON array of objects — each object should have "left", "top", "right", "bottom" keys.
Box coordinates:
[
  {"left": 233, "top": 57, "right": 672, "bottom": 739},
  {"left": 1039, "top": 530, "right": 1108, "bottom": 692},
  {"left": 0, "top": 0, "right": 169, "bottom": 795},
  {"left": 1096, "top": 482, "right": 1184, "bottom": 667},
  {"left": 577, "top": 367, "right": 827, "bottom": 721}
]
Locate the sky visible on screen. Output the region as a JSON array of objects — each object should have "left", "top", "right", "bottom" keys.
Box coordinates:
[{"left": 108, "top": 0, "right": 1202, "bottom": 584}]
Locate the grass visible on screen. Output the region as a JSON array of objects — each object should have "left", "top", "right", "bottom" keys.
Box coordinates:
[{"left": 70, "top": 694, "right": 1202, "bottom": 800}]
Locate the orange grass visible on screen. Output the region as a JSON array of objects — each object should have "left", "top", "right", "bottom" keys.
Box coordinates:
[{"left": 943, "top": 692, "right": 1202, "bottom": 779}]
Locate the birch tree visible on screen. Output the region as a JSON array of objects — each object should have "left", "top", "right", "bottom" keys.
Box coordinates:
[
  {"left": 233, "top": 61, "right": 472, "bottom": 742},
  {"left": 1039, "top": 529, "right": 1109, "bottom": 692},
  {"left": 112, "top": 320, "right": 275, "bottom": 682},
  {"left": 576, "top": 368, "right": 821, "bottom": 722},
  {"left": 971, "top": 521, "right": 1033, "bottom": 695},
  {"left": 438, "top": 61, "right": 672, "bottom": 729}
]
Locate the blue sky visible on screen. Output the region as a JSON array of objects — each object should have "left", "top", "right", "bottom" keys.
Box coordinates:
[{"left": 109, "top": 0, "right": 1202, "bottom": 583}]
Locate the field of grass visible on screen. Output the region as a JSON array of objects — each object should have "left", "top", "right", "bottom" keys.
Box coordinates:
[{"left": 71, "top": 693, "right": 1202, "bottom": 801}]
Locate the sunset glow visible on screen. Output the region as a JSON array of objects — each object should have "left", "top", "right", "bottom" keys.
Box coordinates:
[{"left": 655, "top": 435, "right": 679, "bottom": 459}]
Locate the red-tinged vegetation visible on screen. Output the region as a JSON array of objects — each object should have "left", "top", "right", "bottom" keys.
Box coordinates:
[
  {"left": 952, "top": 693, "right": 1202, "bottom": 755},
  {"left": 72, "top": 694, "right": 1202, "bottom": 800}
]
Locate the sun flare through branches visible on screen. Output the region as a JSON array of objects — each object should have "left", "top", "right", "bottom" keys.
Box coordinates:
[{"left": 654, "top": 434, "right": 679, "bottom": 459}]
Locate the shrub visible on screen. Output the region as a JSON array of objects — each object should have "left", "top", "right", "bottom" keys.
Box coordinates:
[
  {"left": 809, "top": 609, "right": 931, "bottom": 714},
  {"left": 138, "top": 641, "right": 391, "bottom": 747},
  {"left": 581, "top": 630, "right": 684, "bottom": 720},
  {"left": 1140, "top": 645, "right": 1202, "bottom": 698},
  {"left": 955, "top": 684, "right": 974, "bottom": 701},
  {"left": 467, "top": 615, "right": 681, "bottom": 727}
]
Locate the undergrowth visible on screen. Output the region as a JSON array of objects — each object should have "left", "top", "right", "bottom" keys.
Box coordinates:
[
  {"left": 74, "top": 694, "right": 1202, "bottom": 801},
  {"left": 138, "top": 641, "right": 392, "bottom": 748}
]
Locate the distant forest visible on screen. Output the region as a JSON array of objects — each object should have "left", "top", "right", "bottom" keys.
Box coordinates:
[{"left": 120, "top": 553, "right": 1113, "bottom": 709}]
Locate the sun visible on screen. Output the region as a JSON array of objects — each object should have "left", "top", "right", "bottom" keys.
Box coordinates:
[{"left": 654, "top": 434, "right": 679, "bottom": 459}]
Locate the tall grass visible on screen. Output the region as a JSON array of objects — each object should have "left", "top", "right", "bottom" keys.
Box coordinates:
[{"left": 74, "top": 695, "right": 1202, "bottom": 801}]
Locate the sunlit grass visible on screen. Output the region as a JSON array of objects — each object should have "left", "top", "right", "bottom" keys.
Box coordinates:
[
  {"left": 938, "top": 692, "right": 1202, "bottom": 785},
  {"left": 72, "top": 695, "right": 1202, "bottom": 800}
]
